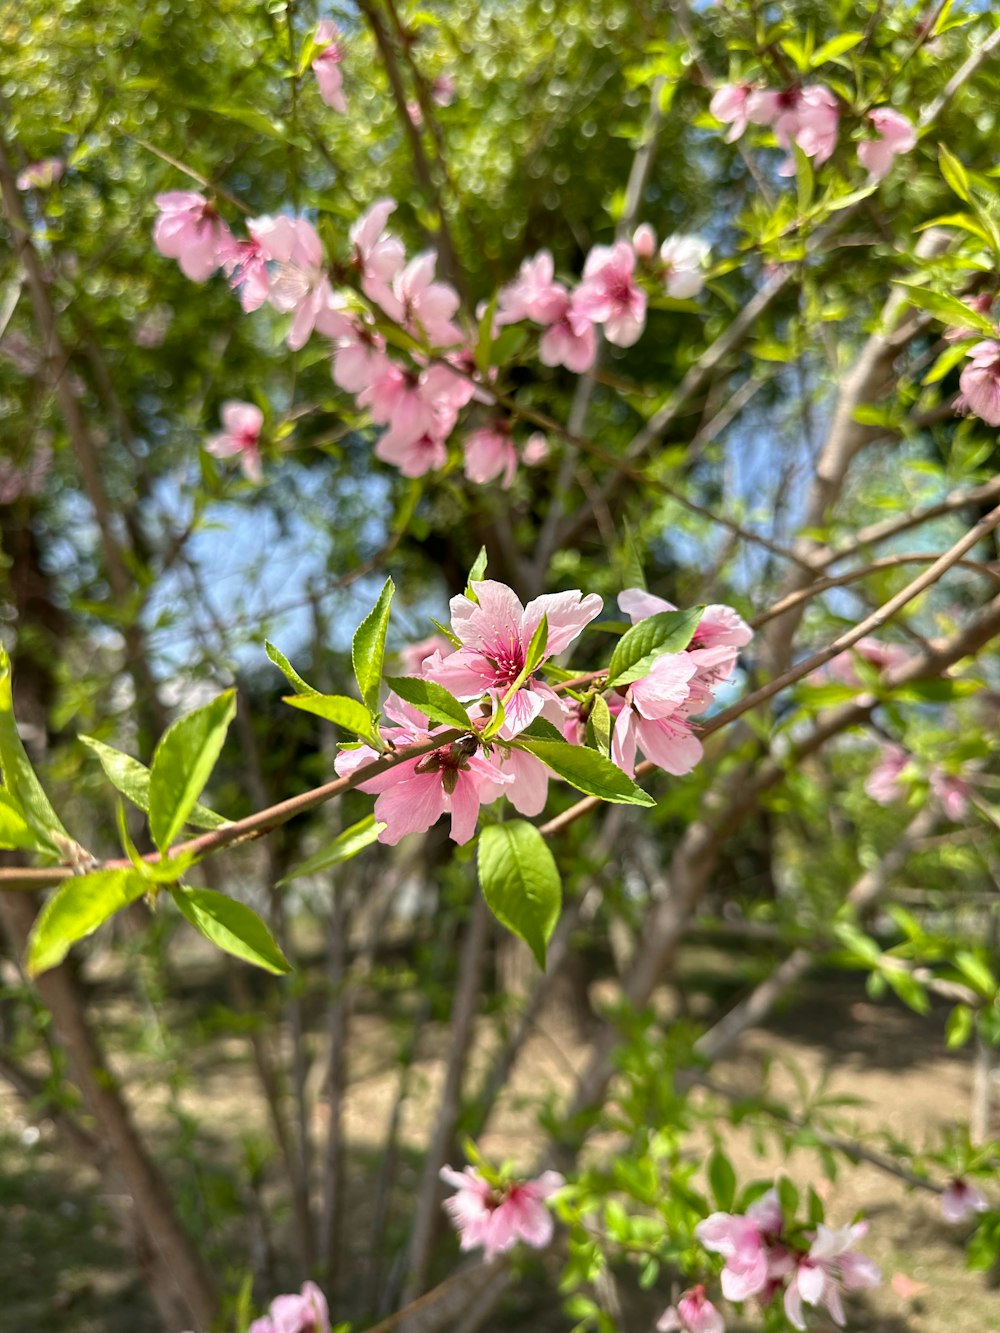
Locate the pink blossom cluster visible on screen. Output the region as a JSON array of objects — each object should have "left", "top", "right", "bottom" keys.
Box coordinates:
[
  {"left": 657, "top": 1284, "right": 724, "bottom": 1333},
  {"left": 710, "top": 83, "right": 914, "bottom": 181},
  {"left": 865, "top": 742, "right": 971, "bottom": 820},
  {"left": 439, "top": 1163, "right": 564, "bottom": 1262},
  {"left": 333, "top": 579, "right": 750, "bottom": 847},
  {"left": 248, "top": 1281, "right": 329, "bottom": 1333},
  {"left": 696, "top": 1190, "right": 881, "bottom": 1330}
]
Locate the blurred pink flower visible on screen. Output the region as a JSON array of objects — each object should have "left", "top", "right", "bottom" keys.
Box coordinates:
[
  {"left": 249, "top": 1280, "right": 329, "bottom": 1333},
  {"left": 439, "top": 1164, "right": 563, "bottom": 1262},
  {"left": 17, "top": 158, "right": 64, "bottom": 190},
  {"left": 267, "top": 218, "right": 351, "bottom": 350},
  {"left": 367, "top": 251, "right": 463, "bottom": 347},
  {"left": 696, "top": 1189, "right": 786, "bottom": 1302},
  {"left": 206, "top": 401, "right": 264, "bottom": 482},
  {"left": 633, "top": 223, "right": 658, "bottom": 260},
  {"left": 399, "top": 635, "right": 451, "bottom": 675},
  {"left": 153, "top": 191, "right": 231, "bottom": 282},
  {"left": 865, "top": 743, "right": 909, "bottom": 805},
  {"left": 858, "top": 108, "right": 916, "bottom": 181},
  {"left": 575, "top": 240, "right": 647, "bottom": 346},
  {"left": 940, "top": 1178, "right": 989, "bottom": 1223},
  {"left": 431, "top": 74, "right": 456, "bottom": 106},
  {"left": 463, "top": 423, "right": 517, "bottom": 488},
  {"left": 748, "top": 85, "right": 839, "bottom": 175},
  {"left": 219, "top": 214, "right": 298, "bottom": 312},
  {"left": 956, "top": 339, "right": 1000, "bottom": 426},
  {"left": 657, "top": 1285, "right": 725, "bottom": 1333},
  {"left": 929, "top": 770, "right": 970, "bottom": 821},
  {"left": 660, "top": 234, "right": 711, "bottom": 299},
  {"left": 350, "top": 199, "right": 406, "bottom": 301},
  {"left": 522, "top": 432, "right": 550, "bottom": 465},
  {"left": 710, "top": 82, "right": 753, "bottom": 141},
  {"left": 783, "top": 1221, "right": 881, "bottom": 1331},
  {"left": 376, "top": 429, "right": 447, "bottom": 478},
  {"left": 497, "top": 250, "right": 569, "bottom": 327},
  {"left": 312, "top": 20, "right": 347, "bottom": 112},
  {"left": 538, "top": 291, "right": 598, "bottom": 372},
  {"left": 828, "top": 636, "right": 909, "bottom": 685}
]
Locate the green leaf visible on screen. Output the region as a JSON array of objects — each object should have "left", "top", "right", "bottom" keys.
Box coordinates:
[
  {"left": 811, "top": 32, "right": 863, "bottom": 65},
  {"left": 585, "top": 695, "right": 612, "bottom": 757},
  {"left": 80, "top": 737, "right": 228, "bottom": 830},
  {"left": 477, "top": 820, "right": 561, "bottom": 968},
  {"left": 523, "top": 613, "right": 549, "bottom": 677},
  {"left": 115, "top": 800, "right": 197, "bottom": 884},
  {"left": 708, "top": 1148, "right": 736, "bottom": 1211},
  {"left": 892, "top": 282, "right": 997, "bottom": 336},
  {"left": 352, "top": 577, "right": 394, "bottom": 714},
  {"left": 283, "top": 693, "right": 377, "bottom": 743},
  {"left": 0, "top": 790, "right": 49, "bottom": 852},
  {"left": 513, "top": 739, "right": 655, "bottom": 806},
  {"left": 148, "top": 691, "right": 237, "bottom": 853},
  {"left": 0, "top": 646, "right": 70, "bottom": 850},
  {"left": 606, "top": 608, "right": 704, "bottom": 688},
  {"left": 384, "top": 677, "right": 472, "bottom": 730},
  {"left": 883, "top": 968, "right": 930, "bottom": 1015},
  {"left": 946, "top": 1003, "right": 975, "bottom": 1049},
  {"left": 620, "top": 519, "right": 646, "bottom": 592},
  {"left": 777, "top": 1176, "right": 799, "bottom": 1219},
  {"left": 27, "top": 869, "right": 147, "bottom": 976},
  {"left": 171, "top": 885, "right": 290, "bottom": 974},
  {"left": 939, "top": 144, "right": 971, "bottom": 203},
  {"left": 429, "top": 616, "right": 462, "bottom": 649},
  {"left": 464, "top": 548, "right": 488, "bottom": 600},
  {"left": 954, "top": 950, "right": 997, "bottom": 997},
  {"left": 279, "top": 813, "right": 385, "bottom": 884},
  {"left": 265, "top": 641, "right": 318, "bottom": 695}
]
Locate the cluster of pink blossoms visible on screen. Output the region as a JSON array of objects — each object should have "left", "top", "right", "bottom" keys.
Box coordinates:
[
  {"left": 710, "top": 83, "right": 914, "bottom": 181},
  {"left": 865, "top": 741, "right": 970, "bottom": 820},
  {"left": 439, "top": 1164, "right": 564, "bottom": 1262},
  {"left": 155, "top": 183, "right": 710, "bottom": 488},
  {"left": 696, "top": 1190, "right": 881, "bottom": 1330},
  {"left": 332, "top": 580, "right": 750, "bottom": 846}
]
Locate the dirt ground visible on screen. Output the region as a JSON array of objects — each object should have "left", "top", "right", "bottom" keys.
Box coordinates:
[{"left": 0, "top": 951, "right": 997, "bottom": 1332}]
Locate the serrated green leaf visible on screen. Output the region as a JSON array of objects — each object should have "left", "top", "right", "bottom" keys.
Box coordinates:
[
  {"left": 171, "top": 885, "right": 290, "bottom": 974},
  {"left": 811, "top": 32, "right": 863, "bottom": 65},
  {"left": 0, "top": 646, "right": 70, "bottom": 850},
  {"left": 80, "top": 736, "right": 228, "bottom": 830},
  {"left": 384, "top": 677, "right": 472, "bottom": 730},
  {"left": 514, "top": 738, "right": 655, "bottom": 806},
  {"left": 464, "top": 549, "right": 488, "bottom": 601},
  {"left": 352, "top": 578, "right": 394, "bottom": 714},
  {"left": 283, "top": 692, "right": 377, "bottom": 742},
  {"left": 148, "top": 691, "right": 237, "bottom": 853},
  {"left": 279, "top": 813, "right": 385, "bottom": 884},
  {"left": 478, "top": 820, "right": 561, "bottom": 967},
  {"left": 27, "top": 869, "right": 147, "bottom": 976},
  {"left": 523, "top": 613, "right": 548, "bottom": 677},
  {"left": 265, "top": 641, "right": 318, "bottom": 695},
  {"left": 429, "top": 616, "right": 462, "bottom": 648},
  {"left": 585, "top": 695, "right": 612, "bottom": 757},
  {"left": 606, "top": 608, "right": 704, "bottom": 688}
]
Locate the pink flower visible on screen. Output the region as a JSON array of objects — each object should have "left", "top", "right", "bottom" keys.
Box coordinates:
[
  {"left": 539, "top": 291, "right": 598, "bottom": 372},
  {"left": 332, "top": 321, "right": 390, "bottom": 394},
  {"left": 268, "top": 218, "right": 351, "bottom": 350},
  {"left": 575, "top": 241, "right": 647, "bottom": 346},
  {"left": 153, "top": 191, "right": 231, "bottom": 282},
  {"left": 858, "top": 108, "right": 916, "bottom": 181},
  {"left": 657, "top": 1285, "right": 725, "bottom": 1333},
  {"left": 929, "top": 770, "right": 970, "bottom": 821},
  {"left": 864, "top": 743, "right": 909, "bottom": 805},
  {"left": 633, "top": 223, "right": 658, "bottom": 260},
  {"left": 250, "top": 1281, "right": 330, "bottom": 1333},
  {"left": 956, "top": 339, "right": 1000, "bottom": 425},
  {"left": 659, "top": 235, "right": 711, "bottom": 299},
  {"left": 617, "top": 589, "right": 752, "bottom": 708},
  {"left": 377, "top": 429, "right": 448, "bottom": 478},
  {"left": 206, "top": 401, "right": 264, "bottom": 482},
  {"left": 350, "top": 199, "right": 406, "bottom": 301},
  {"left": 783, "top": 1222, "right": 880, "bottom": 1331},
  {"left": 439, "top": 1164, "right": 564, "bottom": 1262},
  {"left": 748, "top": 85, "right": 839, "bottom": 175},
  {"left": 431, "top": 74, "right": 456, "bottom": 106},
  {"left": 490, "top": 745, "right": 551, "bottom": 817},
  {"left": 219, "top": 214, "right": 298, "bottom": 312},
  {"left": 463, "top": 423, "right": 517, "bottom": 488},
  {"left": 940, "top": 1179, "right": 989, "bottom": 1224},
  {"left": 399, "top": 635, "right": 451, "bottom": 675},
  {"left": 710, "top": 82, "right": 753, "bottom": 141},
  {"left": 944, "top": 293, "right": 994, "bottom": 342},
  {"left": 17, "top": 158, "right": 64, "bottom": 190},
  {"left": 497, "top": 250, "right": 569, "bottom": 327},
  {"left": 312, "top": 20, "right": 347, "bottom": 112},
  {"left": 696, "top": 1189, "right": 786, "bottom": 1302},
  {"left": 361, "top": 361, "right": 461, "bottom": 456},
  {"left": 522, "top": 432, "right": 550, "bottom": 466},
  {"left": 368, "top": 251, "right": 463, "bottom": 347},
  {"left": 431, "top": 579, "right": 603, "bottom": 736},
  {"left": 610, "top": 653, "right": 702, "bottom": 777},
  {"left": 334, "top": 698, "right": 508, "bottom": 845},
  {"left": 828, "top": 636, "right": 909, "bottom": 685}
]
